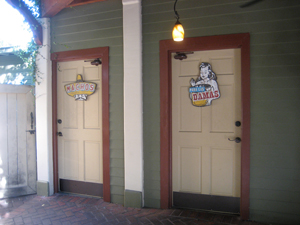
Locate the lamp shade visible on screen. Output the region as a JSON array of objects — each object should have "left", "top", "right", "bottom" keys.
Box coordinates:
[{"left": 172, "top": 21, "right": 184, "bottom": 41}]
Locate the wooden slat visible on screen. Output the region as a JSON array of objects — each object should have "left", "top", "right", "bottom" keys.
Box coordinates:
[
  {"left": 17, "top": 93, "right": 27, "bottom": 185},
  {"left": 26, "top": 91, "right": 36, "bottom": 191},
  {"left": 7, "top": 94, "right": 18, "bottom": 186},
  {"left": 0, "top": 94, "right": 8, "bottom": 184}
]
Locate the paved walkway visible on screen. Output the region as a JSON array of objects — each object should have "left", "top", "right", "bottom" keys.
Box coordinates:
[{"left": 0, "top": 193, "right": 269, "bottom": 225}]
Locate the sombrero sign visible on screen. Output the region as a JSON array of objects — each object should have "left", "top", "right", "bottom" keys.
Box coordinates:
[{"left": 64, "top": 74, "right": 97, "bottom": 101}]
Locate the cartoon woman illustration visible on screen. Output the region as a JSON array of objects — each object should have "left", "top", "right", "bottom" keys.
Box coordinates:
[{"left": 190, "top": 62, "right": 220, "bottom": 106}]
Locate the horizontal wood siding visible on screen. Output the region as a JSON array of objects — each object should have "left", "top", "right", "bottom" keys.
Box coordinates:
[
  {"left": 142, "top": 0, "right": 300, "bottom": 223},
  {"left": 51, "top": 0, "right": 124, "bottom": 205}
]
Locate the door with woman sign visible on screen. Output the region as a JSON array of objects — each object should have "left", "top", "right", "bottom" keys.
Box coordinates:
[{"left": 172, "top": 49, "right": 242, "bottom": 213}]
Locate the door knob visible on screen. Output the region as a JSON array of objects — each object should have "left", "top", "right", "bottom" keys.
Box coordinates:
[
  {"left": 228, "top": 137, "right": 241, "bottom": 143},
  {"left": 57, "top": 132, "right": 63, "bottom": 136},
  {"left": 235, "top": 121, "right": 241, "bottom": 127}
]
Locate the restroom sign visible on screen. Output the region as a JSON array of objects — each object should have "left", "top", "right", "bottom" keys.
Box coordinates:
[
  {"left": 64, "top": 74, "right": 97, "bottom": 101},
  {"left": 189, "top": 62, "right": 220, "bottom": 107}
]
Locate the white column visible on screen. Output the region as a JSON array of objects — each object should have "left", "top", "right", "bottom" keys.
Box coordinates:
[
  {"left": 122, "top": 0, "right": 143, "bottom": 199},
  {"left": 35, "top": 18, "right": 53, "bottom": 195}
]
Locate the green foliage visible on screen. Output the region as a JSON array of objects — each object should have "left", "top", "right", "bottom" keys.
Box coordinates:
[
  {"left": 22, "top": 0, "right": 41, "bottom": 17},
  {"left": 14, "top": 39, "right": 40, "bottom": 84},
  {"left": 6, "top": 0, "right": 41, "bottom": 85}
]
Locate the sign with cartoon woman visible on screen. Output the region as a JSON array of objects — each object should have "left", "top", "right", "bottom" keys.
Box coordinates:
[{"left": 189, "top": 62, "right": 220, "bottom": 107}]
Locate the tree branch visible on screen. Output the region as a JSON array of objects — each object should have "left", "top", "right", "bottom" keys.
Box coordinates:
[{"left": 6, "top": 0, "right": 43, "bottom": 45}]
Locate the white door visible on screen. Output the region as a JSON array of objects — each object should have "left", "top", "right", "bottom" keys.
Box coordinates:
[
  {"left": 57, "top": 60, "right": 103, "bottom": 197},
  {"left": 0, "top": 84, "right": 36, "bottom": 198},
  {"left": 172, "top": 49, "right": 241, "bottom": 213}
]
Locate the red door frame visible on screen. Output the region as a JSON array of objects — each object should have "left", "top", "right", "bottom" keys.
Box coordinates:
[
  {"left": 51, "top": 47, "right": 111, "bottom": 202},
  {"left": 160, "top": 33, "right": 250, "bottom": 219}
]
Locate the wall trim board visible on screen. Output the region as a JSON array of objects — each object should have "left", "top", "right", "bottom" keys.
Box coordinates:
[
  {"left": 123, "top": 0, "right": 144, "bottom": 194},
  {"left": 37, "top": 181, "right": 49, "bottom": 197},
  {"left": 124, "top": 189, "right": 142, "bottom": 208},
  {"left": 159, "top": 33, "right": 250, "bottom": 220},
  {"left": 51, "top": 47, "right": 111, "bottom": 202}
]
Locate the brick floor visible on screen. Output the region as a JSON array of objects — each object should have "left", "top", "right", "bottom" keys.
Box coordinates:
[{"left": 0, "top": 193, "right": 270, "bottom": 225}]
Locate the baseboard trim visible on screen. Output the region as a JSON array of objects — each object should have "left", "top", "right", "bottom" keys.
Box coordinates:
[
  {"left": 173, "top": 192, "right": 240, "bottom": 213},
  {"left": 37, "top": 181, "right": 49, "bottom": 197},
  {"left": 124, "top": 190, "right": 142, "bottom": 208},
  {"left": 60, "top": 179, "right": 103, "bottom": 197}
]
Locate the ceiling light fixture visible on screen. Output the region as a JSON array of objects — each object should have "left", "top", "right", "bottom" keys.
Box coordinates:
[{"left": 172, "top": 0, "right": 184, "bottom": 42}]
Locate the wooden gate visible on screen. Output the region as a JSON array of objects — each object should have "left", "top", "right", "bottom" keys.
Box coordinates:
[{"left": 0, "top": 84, "right": 36, "bottom": 198}]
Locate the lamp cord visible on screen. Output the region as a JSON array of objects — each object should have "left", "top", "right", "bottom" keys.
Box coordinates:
[{"left": 174, "top": 0, "right": 180, "bottom": 21}]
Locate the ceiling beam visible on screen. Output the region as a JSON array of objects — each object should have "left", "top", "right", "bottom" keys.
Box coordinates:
[
  {"left": 67, "top": 0, "right": 107, "bottom": 7},
  {"left": 41, "top": 0, "right": 107, "bottom": 17},
  {"left": 6, "top": 0, "right": 43, "bottom": 45},
  {"left": 41, "top": 0, "right": 74, "bottom": 17}
]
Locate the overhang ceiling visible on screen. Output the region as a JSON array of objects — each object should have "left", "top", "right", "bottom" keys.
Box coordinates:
[{"left": 41, "top": 0, "right": 107, "bottom": 17}]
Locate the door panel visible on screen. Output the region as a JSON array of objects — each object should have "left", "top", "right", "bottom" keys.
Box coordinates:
[
  {"left": 211, "top": 83, "right": 234, "bottom": 132},
  {"left": 63, "top": 93, "right": 78, "bottom": 129},
  {"left": 172, "top": 49, "right": 241, "bottom": 212},
  {"left": 0, "top": 85, "right": 36, "bottom": 198},
  {"left": 178, "top": 147, "right": 202, "bottom": 193},
  {"left": 57, "top": 60, "right": 103, "bottom": 196},
  {"left": 179, "top": 86, "right": 202, "bottom": 132},
  {"left": 63, "top": 140, "right": 79, "bottom": 180},
  {"left": 180, "top": 59, "right": 201, "bottom": 75},
  {"left": 84, "top": 141, "right": 102, "bottom": 182},
  {"left": 84, "top": 66, "right": 101, "bottom": 80},
  {"left": 84, "top": 91, "right": 101, "bottom": 129},
  {"left": 211, "top": 148, "right": 233, "bottom": 196}
]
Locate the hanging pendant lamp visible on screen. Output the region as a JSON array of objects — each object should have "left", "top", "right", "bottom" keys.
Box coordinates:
[{"left": 172, "top": 0, "right": 184, "bottom": 41}]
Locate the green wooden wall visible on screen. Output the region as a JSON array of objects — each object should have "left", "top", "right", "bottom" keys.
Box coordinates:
[
  {"left": 50, "top": 0, "right": 300, "bottom": 223},
  {"left": 50, "top": 0, "right": 124, "bottom": 205},
  {"left": 142, "top": 0, "right": 300, "bottom": 224}
]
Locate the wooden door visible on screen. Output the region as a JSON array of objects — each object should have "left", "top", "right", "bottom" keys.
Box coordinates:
[
  {"left": 0, "top": 84, "right": 36, "bottom": 198},
  {"left": 172, "top": 49, "right": 241, "bottom": 213},
  {"left": 57, "top": 60, "right": 103, "bottom": 197}
]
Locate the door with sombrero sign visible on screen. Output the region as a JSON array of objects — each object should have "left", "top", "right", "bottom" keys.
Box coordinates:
[
  {"left": 57, "top": 60, "right": 103, "bottom": 196},
  {"left": 172, "top": 49, "right": 242, "bottom": 212}
]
